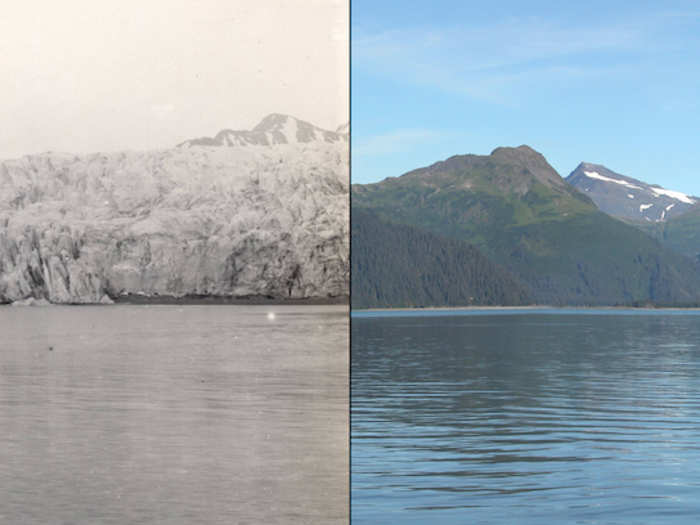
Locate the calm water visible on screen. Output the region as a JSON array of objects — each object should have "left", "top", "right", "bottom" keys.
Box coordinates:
[
  {"left": 0, "top": 305, "right": 348, "bottom": 524},
  {"left": 352, "top": 309, "right": 700, "bottom": 524}
]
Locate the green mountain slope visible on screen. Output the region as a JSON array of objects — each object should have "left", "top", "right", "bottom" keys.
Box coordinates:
[
  {"left": 351, "top": 208, "right": 532, "bottom": 308},
  {"left": 353, "top": 146, "right": 700, "bottom": 306},
  {"left": 638, "top": 206, "right": 700, "bottom": 262}
]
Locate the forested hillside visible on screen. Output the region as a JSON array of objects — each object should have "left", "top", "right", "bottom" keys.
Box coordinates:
[{"left": 351, "top": 208, "right": 531, "bottom": 308}]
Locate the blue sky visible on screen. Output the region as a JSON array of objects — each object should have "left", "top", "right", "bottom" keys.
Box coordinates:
[{"left": 351, "top": 1, "right": 700, "bottom": 195}]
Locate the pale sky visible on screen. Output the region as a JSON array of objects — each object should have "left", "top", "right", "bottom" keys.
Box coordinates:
[{"left": 0, "top": 0, "right": 348, "bottom": 158}]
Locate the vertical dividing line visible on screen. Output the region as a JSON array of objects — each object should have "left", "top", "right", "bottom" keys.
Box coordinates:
[{"left": 347, "top": 0, "right": 353, "bottom": 522}]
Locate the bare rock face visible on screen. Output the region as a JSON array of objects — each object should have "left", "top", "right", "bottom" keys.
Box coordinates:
[
  {"left": 566, "top": 162, "right": 697, "bottom": 223},
  {"left": 0, "top": 116, "right": 349, "bottom": 304}
]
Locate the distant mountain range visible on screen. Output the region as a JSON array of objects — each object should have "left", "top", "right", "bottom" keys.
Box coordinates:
[
  {"left": 0, "top": 114, "right": 349, "bottom": 304},
  {"left": 179, "top": 113, "right": 348, "bottom": 148},
  {"left": 353, "top": 146, "right": 700, "bottom": 308}
]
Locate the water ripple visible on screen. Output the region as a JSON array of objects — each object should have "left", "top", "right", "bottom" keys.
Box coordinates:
[{"left": 352, "top": 311, "right": 700, "bottom": 524}]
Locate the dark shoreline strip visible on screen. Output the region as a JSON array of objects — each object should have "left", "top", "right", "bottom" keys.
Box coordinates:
[
  {"left": 1, "top": 295, "right": 349, "bottom": 306},
  {"left": 111, "top": 294, "right": 348, "bottom": 306}
]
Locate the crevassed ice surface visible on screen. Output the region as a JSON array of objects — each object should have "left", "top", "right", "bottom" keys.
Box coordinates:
[{"left": 0, "top": 140, "right": 349, "bottom": 303}]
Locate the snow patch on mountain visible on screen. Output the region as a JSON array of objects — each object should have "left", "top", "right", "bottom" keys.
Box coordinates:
[
  {"left": 640, "top": 204, "right": 653, "bottom": 212},
  {"left": 583, "top": 171, "right": 643, "bottom": 190},
  {"left": 650, "top": 187, "right": 695, "bottom": 205}
]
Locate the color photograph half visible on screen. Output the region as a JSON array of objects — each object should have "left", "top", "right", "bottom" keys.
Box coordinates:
[{"left": 351, "top": 1, "right": 700, "bottom": 523}]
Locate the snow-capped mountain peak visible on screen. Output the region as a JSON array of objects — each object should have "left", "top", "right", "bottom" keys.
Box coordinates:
[
  {"left": 566, "top": 162, "right": 697, "bottom": 223},
  {"left": 178, "top": 113, "right": 348, "bottom": 148}
]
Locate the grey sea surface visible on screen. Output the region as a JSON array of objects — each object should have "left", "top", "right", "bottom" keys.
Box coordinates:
[
  {"left": 352, "top": 309, "right": 700, "bottom": 524},
  {"left": 0, "top": 304, "right": 348, "bottom": 524}
]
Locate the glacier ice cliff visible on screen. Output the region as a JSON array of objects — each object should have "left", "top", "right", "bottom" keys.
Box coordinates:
[{"left": 0, "top": 115, "right": 349, "bottom": 304}]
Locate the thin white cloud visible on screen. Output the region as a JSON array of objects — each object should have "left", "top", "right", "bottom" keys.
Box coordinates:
[
  {"left": 353, "top": 12, "right": 694, "bottom": 103},
  {"left": 356, "top": 19, "right": 634, "bottom": 67},
  {"left": 354, "top": 128, "right": 443, "bottom": 156}
]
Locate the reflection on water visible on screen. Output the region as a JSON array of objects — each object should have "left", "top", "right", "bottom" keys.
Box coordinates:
[
  {"left": 352, "top": 310, "right": 700, "bottom": 524},
  {"left": 0, "top": 305, "right": 348, "bottom": 524}
]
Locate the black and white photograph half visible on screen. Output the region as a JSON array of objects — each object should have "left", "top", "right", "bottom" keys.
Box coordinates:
[{"left": 0, "top": 1, "right": 349, "bottom": 523}]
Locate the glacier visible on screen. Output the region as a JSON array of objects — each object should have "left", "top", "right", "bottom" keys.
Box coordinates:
[{"left": 0, "top": 115, "right": 349, "bottom": 304}]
